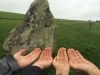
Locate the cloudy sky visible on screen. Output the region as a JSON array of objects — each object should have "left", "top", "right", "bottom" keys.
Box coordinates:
[{"left": 0, "top": 0, "right": 100, "bottom": 21}]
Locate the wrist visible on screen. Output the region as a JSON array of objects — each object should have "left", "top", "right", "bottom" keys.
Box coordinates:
[
  {"left": 56, "top": 69, "right": 69, "bottom": 75},
  {"left": 32, "top": 64, "right": 43, "bottom": 70},
  {"left": 56, "top": 69, "right": 62, "bottom": 75},
  {"left": 87, "top": 68, "right": 100, "bottom": 75}
]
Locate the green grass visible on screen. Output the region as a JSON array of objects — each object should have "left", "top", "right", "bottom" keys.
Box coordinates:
[
  {"left": 0, "top": 11, "right": 100, "bottom": 75},
  {"left": 0, "top": 11, "right": 24, "bottom": 19}
]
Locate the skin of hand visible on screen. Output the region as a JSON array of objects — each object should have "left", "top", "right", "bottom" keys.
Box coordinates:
[
  {"left": 32, "top": 47, "right": 53, "bottom": 70},
  {"left": 13, "top": 48, "right": 41, "bottom": 68},
  {"left": 67, "top": 48, "right": 100, "bottom": 75},
  {"left": 52, "top": 47, "right": 70, "bottom": 75}
]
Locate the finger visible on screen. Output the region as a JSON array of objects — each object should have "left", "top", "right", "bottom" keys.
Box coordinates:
[
  {"left": 48, "top": 47, "right": 52, "bottom": 56},
  {"left": 57, "top": 48, "right": 61, "bottom": 61},
  {"left": 76, "top": 50, "right": 84, "bottom": 59},
  {"left": 47, "top": 47, "right": 52, "bottom": 60},
  {"left": 61, "top": 47, "right": 64, "bottom": 61},
  {"left": 42, "top": 49, "right": 47, "bottom": 60},
  {"left": 27, "top": 48, "right": 41, "bottom": 59},
  {"left": 69, "top": 60, "right": 73, "bottom": 66},
  {"left": 45, "top": 47, "right": 49, "bottom": 59},
  {"left": 54, "top": 57, "right": 57, "bottom": 61},
  {"left": 67, "top": 48, "right": 75, "bottom": 60},
  {"left": 57, "top": 48, "right": 61, "bottom": 56},
  {"left": 63, "top": 48, "right": 68, "bottom": 61},
  {"left": 27, "top": 48, "right": 38, "bottom": 57},
  {"left": 17, "top": 49, "right": 26, "bottom": 55},
  {"left": 53, "top": 57, "right": 57, "bottom": 63},
  {"left": 52, "top": 57, "right": 57, "bottom": 65},
  {"left": 71, "top": 48, "right": 79, "bottom": 59},
  {"left": 39, "top": 51, "right": 45, "bottom": 60}
]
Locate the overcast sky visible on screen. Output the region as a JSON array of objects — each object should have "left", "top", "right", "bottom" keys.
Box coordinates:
[{"left": 0, "top": 0, "right": 100, "bottom": 21}]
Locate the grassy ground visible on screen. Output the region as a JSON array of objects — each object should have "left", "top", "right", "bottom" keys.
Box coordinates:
[
  {"left": 0, "top": 11, "right": 100, "bottom": 75},
  {"left": 0, "top": 11, "right": 24, "bottom": 19}
]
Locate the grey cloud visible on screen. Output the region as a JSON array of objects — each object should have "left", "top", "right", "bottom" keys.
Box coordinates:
[
  {"left": 0, "top": 0, "right": 100, "bottom": 21},
  {"left": 48, "top": 0, "right": 100, "bottom": 21}
]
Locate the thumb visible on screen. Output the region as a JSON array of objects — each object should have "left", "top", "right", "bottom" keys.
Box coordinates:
[
  {"left": 17, "top": 49, "right": 26, "bottom": 55},
  {"left": 53, "top": 57, "right": 57, "bottom": 62}
]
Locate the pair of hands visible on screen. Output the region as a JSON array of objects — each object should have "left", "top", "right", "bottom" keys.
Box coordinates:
[
  {"left": 14, "top": 47, "right": 99, "bottom": 75},
  {"left": 13, "top": 47, "right": 53, "bottom": 69},
  {"left": 13, "top": 48, "right": 41, "bottom": 68},
  {"left": 61, "top": 48, "right": 99, "bottom": 75}
]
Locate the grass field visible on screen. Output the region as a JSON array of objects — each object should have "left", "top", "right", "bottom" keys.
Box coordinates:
[
  {"left": 0, "top": 11, "right": 100, "bottom": 75},
  {"left": 0, "top": 11, "right": 24, "bottom": 19}
]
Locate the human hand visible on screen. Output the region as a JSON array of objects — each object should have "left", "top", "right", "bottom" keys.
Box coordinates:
[
  {"left": 33, "top": 47, "right": 53, "bottom": 69},
  {"left": 14, "top": 48, "right": 41, "bottom": 68},
  {"left": 67, "top": 48, "right": 99, "bottom": 75},
  {"left": 52, "top": 47, "right": 70, "bottom": 75}
]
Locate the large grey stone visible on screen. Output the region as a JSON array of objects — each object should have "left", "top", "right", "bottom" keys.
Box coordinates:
[{"left": 3, "top": 0, "right": 58, "bottom": 55}]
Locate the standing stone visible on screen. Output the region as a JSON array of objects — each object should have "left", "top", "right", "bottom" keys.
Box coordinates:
[
  {"left": 3, "top": 0, "right": 58, "bottom": 55},
  {"left": 88, "top": 20, "right": 93, "bottom": 29}
]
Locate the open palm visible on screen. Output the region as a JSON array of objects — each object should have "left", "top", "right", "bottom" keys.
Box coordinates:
[
  {"left": 53, "top": 48, "right": 70, "bottom": 75},
  {"left": 14, "top": 48, "right": 41, "bottom": 68},
  {"left": 33, "top": 47, "right": 53, "bottom": 69},
  {"left": 67, "top": 48, "right": 99, "bottom": 74}
]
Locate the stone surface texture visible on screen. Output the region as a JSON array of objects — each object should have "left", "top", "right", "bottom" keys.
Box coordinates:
[{"left": 3, "top": 0, "right": 58, "bottom": 55}]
